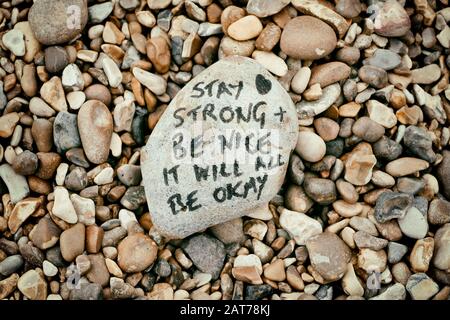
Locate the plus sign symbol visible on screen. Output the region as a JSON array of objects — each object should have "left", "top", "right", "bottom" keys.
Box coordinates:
[{"left": 274, "top": 107, "right": 287, "bottom": 123}]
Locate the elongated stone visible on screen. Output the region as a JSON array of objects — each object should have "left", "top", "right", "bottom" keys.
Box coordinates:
[
  {"left": 296, "top": 83, "right": 341, "bottom": 120},
  {"left": 0, "top": 164, "right": 30, "bottom": 204},
  {"left": 77, "top": 100, "right": 113, "bottom": 164},
  {"left": 292, "top": 0, "right": 350, "bottom": 38}
]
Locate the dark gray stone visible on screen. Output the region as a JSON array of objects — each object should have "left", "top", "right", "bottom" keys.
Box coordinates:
[
  {"left": 154, "top": 259, "right": 171, "bottom": 278},
  {"left": 64, "top": 167, "right": 88, "bottom": 192},
  {"left": 303, "top": 177, "right": 336, "bottom": 205},
  {"left": 315, "top": 285, "right": 333, "bottom": 300},
  {"left": 288, "top": 154, "right": 305, "bottom": 185},
  {"left": 45, "top": 46, "right": 69, "bottom": 73},
  {"left": 374, "top": 192, "right": 413, "bottom": 223},
  {"left": 46, "top": 246, "right": 66, "bottom": 268},
  {"left": 373, "top": 136, "right": 403, "bottom": 161},
  {"left": 403, "top": 126, "right": 436, "bottom": 163},
  {"left": 326, "top": 138, "right": 345, "bottom": 157},
  {"left": 19, "top": 243, "right": 44, "bottom": 268},
  {"left": 182, "top": 234, "right": 226, "bottom": 280},
  {"left": 100, "top": 219, "right": 121, "bottom": 231},
  {"left": 54, "top": 112, "right": 81, "bottom": 154},
  {"left": 120, "top": 186, "right": 146, "bottom": 211},
  {"left": 245, "top": 284, "right": 273, "bottom": 300},
  {"left": 413, "top": 196, "right": 428, "bottom": 216},
  {"left": 157, "top": 10, "right": 173, "bottom": 32},
  {"left": 102, "top": 227, "right": 127, "bottom": 247},
  {"left": 131, "top": 106, "right": 147, "bottom": 146},
  {"left": 171, "top": 36, "right": 184, "bottom": 65},
  {"left": 66, "top": 148, "right": 90, "bottom": 168}
]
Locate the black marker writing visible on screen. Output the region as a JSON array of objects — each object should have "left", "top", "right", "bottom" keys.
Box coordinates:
[
  {"left": 167, "top": 191, "right": 202, "bottom": 215},
  {"left": 163, "top": 165, "right": 180, "bottom": 186},
  {"left": 212, "top": 174, "right": 268, "bottom": 203}
]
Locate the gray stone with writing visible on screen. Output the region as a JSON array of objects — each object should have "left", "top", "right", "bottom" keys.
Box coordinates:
[{"left": 141, "top": 56, "right": 298, "bottom": 239}]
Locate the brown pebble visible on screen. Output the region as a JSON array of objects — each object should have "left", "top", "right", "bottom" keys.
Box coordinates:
[
  {"left": 309, "top": 62, "right": 351, "bottom": 88},
  {"left": 352, "top": 117, "right": 385, "bottom": 143},
  {"left": 313, "top": 117, "right": 340, "bottom": 142},
  {"left": 12, "top": 150, "right": 38, "bottom": 176},
  {"left": 148, "top": 105, "right": 167, "bottom": 130},
  {"left": 280, "top": 16, "right": 337, "bottom": 60},
  {"left": 86, "top": 225, "right": 104, "bottom": 254},
  {"left": 31, "top": 119, "right": 53, "bottom": 152},
  {"left": 28, "top": 176, "right": 52, "bottom": 195},
  {"left": 207, "top": 3, "right": 222, "bottom": 23},
  {"left": 84, "top": 84, "right": 112, "bottom": 106},
  {"left": 220, "top": 6, "right": 246, "bottom": 37},
  {"left": 35, "top": 152, "right": 61, "bottom": 180},
  {"left": 117, "top": 233, "right": 158, "bottom": 273},
  {"left": 146, "top": 37, "right": 171, "bottom": 74},
  {"left": 336, "top": 47, "right": 360, "bottom": 65},
  {"left": 86, "top": 254, "right": 110, "bottom": 287},
  {"left": 60, "top": 223, "right": 85, "bottom": 262},
  {"left": 255, "top": 22, "right": 281, "bottom": 52},
  {"left": 21, "top": 64, "right": 37, "bottom": 97}
]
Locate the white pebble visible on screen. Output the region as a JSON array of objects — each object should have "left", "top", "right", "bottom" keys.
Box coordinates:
[
  {"left": 118, "top": 209, "right": 138, "bottom": 229},
  {"left": 398, "top": 207, "right": 428, "bottom": 239},
  {"left": 234, "top": 254, "right": 263, "bottom": 274},
  {"left": 4, "top": 145, "right": 16, "bottom": 164},
  {"left": 102, "top": 56, "right": 123, "bottom": 88},
  {"left": 110, "top": 132, "right": 122, "bottom": 157},
  {"left": 295, "top": 131, "right": 326, "bottom": 163},
  {"left": 43, "top": 260, "right": 58, "bottom": 277},
  {"left": 136, "top": 11, "right": 156, "bottom": 28},
  {"left": 62, "top": 64, "right": 84, "bottom": 91},
  {"left": 251, "top": 50, "right": 288, "bottom": 77},
  {"left": 291, "top": 67, "right": 311, "bottom": 94},
  {"left": 132, "top": 67, "right": 167, "bottom": 95},
  {"left": 94, "top": 166, "right": 114, "bottom": 185},
  {"left": 52, "top": 186, "right": 78, "bottom": 224},
  {"left": 2, "top": 29, "right": 25, "bottom": 56},
  {"left": 55, "top": 163, "right": 69, "bottom": 186},
  {"left": 67, "top": 91, "right": 86, "bottom": 110}
]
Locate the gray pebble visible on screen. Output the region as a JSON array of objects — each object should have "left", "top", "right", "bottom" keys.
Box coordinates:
[
  {"left": 182, "top": 234, "right": 226, "bottom": 280},
  {"left": 64, "top": 167, "right": 88, "bottom": 191},
  {"left": 0, "top": 255, "right": 23, "bottom": 276},
  {"left": 373, "top": 136, "right": 403, "bottom": 161},
  {"left": 53, "top": 112, "right": 81, "bottom": 154},
  {"left": 388, "top": 242, "right": 408, "bottom": 264},
  {"left": 374, "top": 192, "right": 413, "bottom": 223},
  {"left": 102, "top": 227, "right": 127, "bottom": 247}
]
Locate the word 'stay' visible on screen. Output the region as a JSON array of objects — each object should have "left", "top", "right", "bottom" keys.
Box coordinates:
[{"left": 141, "top": 56, "right": 298, "bottom": 239}]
